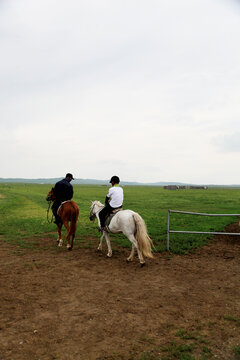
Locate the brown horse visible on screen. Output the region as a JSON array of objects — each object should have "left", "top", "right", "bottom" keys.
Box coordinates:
[{"left": 46, "top": 188, "right": 79, "bottom": 250}]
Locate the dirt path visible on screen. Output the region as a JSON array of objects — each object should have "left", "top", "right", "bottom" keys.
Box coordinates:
[{"left": 0, "top": 224, "right": 240, "bottom": 360}]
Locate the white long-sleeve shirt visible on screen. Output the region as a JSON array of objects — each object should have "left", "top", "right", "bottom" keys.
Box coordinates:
[{"left": 107, "top": 185, "right": 123, "bottom": 208}]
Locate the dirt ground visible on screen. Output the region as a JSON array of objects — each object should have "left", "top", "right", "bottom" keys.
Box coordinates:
[{"left": 0, "top": 223, "right": 240, "bottom": 360}]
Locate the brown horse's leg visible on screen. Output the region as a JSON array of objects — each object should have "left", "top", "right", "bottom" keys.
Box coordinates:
[
  {"left": 69, "top": 218, "right": 77, "bottom": 249},
  {"left": 57, "top": 224, "right": 63, "bottom": 246},
  {"left": 63, "top": 221, "right": 72, "bottom": 250},
  {"left": 70, "top": 234, "right": 75, "bottom": 249}
]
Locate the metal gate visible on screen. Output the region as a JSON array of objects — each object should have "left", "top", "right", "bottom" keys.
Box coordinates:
[{"left": 167, "top": 210, "right": 240, "bottom": 251}]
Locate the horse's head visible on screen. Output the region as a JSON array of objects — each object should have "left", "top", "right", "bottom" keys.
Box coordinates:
[
  {"left": 89, "top": 200, "right": 104, "bottom": 221},
  {"left": 89, "top": 201, "right": 96, "bottom": 221},
  {"left": 46, "top": 188, "right": 55, "bottom": 202}
]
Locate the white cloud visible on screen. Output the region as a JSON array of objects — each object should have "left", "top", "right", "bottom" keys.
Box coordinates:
[{"left": 212, "top": 132, "right": 240, "bottom": 153}]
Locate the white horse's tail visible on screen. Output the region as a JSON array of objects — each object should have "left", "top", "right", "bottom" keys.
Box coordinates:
[{"left": 133, "top": 213, "right": 154, "bottom": 258}]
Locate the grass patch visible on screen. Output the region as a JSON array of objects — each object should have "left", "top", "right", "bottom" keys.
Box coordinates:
[
  {"left": 223, "top": 315, "right": 240, "bottom": 328},
  {"left": 161, "top": 341, "right": 195, "bottom": 359},
  {"left": 233, "top": 345, "right": 240, "bottom": 359},
  {"left": 103, "top": 320, "right": 240, "bottom": 359},
  {"left": 175, "top": 329, "right": 198, "bottom": 340},
  {"left": 1, "top": 183, "right": 240, "bottom": 253}
]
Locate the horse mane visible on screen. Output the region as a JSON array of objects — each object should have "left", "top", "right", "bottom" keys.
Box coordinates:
[{"left": 93, "top": 200, "right": 104, "bottom": 207}]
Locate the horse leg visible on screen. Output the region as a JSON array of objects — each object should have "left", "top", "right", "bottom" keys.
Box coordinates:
[
  {"left": 97, "top": 234, "right": 104, "bottom": 251},
  {"left": 69, "top": 219, "right": 77, "bottom": 250},
  {"left": 127, "top": 234, "right": 145, "bottom": 266},
  {"left": 70, "top": 234, "right": 75, "bottom": 250},
  {"left": 104, "top": 232, "right": 112, "bottom": 257},
  {"left": 57, "top": 224, "right": 63, "bottom": 247},
  {"left": 127, "top": 243, "right": 136, "bottom": 262},
  {"left": 63, "top": 221, "right": 72, "bottom": 250}
]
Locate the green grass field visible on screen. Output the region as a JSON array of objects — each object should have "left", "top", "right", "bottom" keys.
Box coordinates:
[{"left": 0, "top": 183, "right": 240, "bottom": 253}]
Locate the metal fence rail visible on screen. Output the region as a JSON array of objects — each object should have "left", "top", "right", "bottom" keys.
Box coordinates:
[{"left": 167, "top": 210, "right": 240, "bottom": 251}]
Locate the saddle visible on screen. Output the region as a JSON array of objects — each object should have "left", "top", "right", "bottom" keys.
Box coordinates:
[
  {"left": 57, "top": 200, "right": 72, "bottom": 215},
  {"left": 105, "top": 207, "right": 122, "bottom": 226}
]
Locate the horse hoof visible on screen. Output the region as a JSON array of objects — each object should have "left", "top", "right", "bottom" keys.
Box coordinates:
[{"left": 140, "top": 263, "right": 146, "bottom": 267}]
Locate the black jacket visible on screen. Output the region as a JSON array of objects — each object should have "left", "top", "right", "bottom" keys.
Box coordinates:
[{"left": 53, "top": 178, "right": 73, "bottom": 202}]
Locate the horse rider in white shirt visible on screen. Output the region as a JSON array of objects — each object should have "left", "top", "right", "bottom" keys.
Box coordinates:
[{"left": 99, "top": 175, "right": 124, "bottom": 232}]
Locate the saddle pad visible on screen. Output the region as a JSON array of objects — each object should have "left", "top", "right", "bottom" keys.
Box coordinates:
[
  {"left": 105, "top": 208, "right": 122, "bottom": 225},
  {"left": 57, "top": 200, "right": 72, "bottom": 215},
  {"left": 112, "top": 207, "right": 122, "bottom": 214}
]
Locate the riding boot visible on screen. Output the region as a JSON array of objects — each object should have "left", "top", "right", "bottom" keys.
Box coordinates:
[
  {"left": 98, "top": 226, "right": 109, "bottom": 232},
  {"left": 54, "top": 214, "right": 62, "bottom": 225}
]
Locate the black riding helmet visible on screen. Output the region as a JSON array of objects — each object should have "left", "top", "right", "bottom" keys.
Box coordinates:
[{"left": 110, "top": 175, "right": 120, "bottom": 184}]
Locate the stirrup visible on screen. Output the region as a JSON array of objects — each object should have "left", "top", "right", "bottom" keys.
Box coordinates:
[{"left": 98, "top": 226, "right": 109, "bottom": 233}]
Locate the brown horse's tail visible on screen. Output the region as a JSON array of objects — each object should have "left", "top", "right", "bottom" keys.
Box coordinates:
[{"left": 69, "top": 202, "right": 79, "bottom": 236}]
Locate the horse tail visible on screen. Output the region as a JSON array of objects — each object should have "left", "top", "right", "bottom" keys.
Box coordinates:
[
  {"left": 69, "top": 202, "right": 79, "bottom": 236},
  {"left": 133, "top": 212, "right": 154, "bottom": 258}
]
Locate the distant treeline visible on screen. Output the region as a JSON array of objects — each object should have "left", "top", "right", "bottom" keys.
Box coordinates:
[{"left": 0, "top": 178, "right": 239, "bottom": 188}]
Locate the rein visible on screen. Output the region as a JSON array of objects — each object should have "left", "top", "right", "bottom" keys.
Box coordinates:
[
  {"left": 90, "top": 203, "right": 104, "bottom": 222},
  {"left": 46, "top": 200, "right": 54, "bottom": 223},
  {"left": 91, "top": 203, "right": 104, "bottom": 217}
]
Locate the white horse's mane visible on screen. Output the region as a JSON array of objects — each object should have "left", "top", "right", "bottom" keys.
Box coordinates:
[{"left": 92, "top": 200, "right": 104, "bottom": 207}]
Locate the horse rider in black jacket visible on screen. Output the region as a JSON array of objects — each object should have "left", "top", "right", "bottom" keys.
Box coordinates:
[{"left": 52, "top": 173, "right": 74, "bottom": 224}]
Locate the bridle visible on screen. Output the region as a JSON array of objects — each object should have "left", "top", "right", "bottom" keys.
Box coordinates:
[
  {"left": 89, "top": 202, "right": 103, "bottom": 221},
  {"left": 46, "top": 188, "right": 55, "bottom": 223},
  {"left": 46, "top": 199, "right": 53, "bottom": 223},
  {"left": 89, "top": 203, "right": 97, "bottom": 221}
]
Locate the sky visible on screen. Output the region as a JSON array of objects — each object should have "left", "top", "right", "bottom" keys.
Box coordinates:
[{"left": 1, "top": 0, "right": 240, "bottom": 184}]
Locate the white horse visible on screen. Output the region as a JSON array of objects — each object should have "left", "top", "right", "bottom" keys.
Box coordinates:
[{"left": 89, "top": 201, "right": 153, "bottom": 266}]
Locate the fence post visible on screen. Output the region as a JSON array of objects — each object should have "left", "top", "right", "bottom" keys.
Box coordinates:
[{"left": 167, "top": 210, "right": 170, "bottom": 251}]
